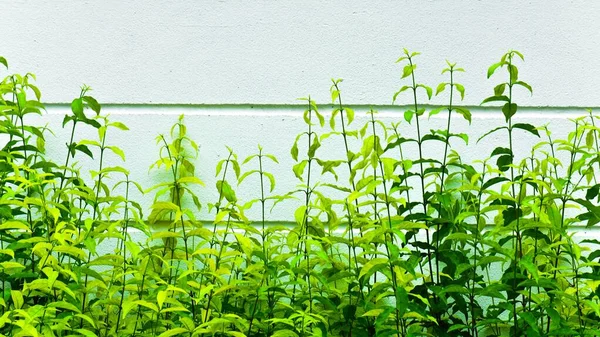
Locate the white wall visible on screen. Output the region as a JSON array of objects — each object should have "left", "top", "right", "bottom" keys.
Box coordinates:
[
  {"left": 3, "top": 1, "right": 600, "bottom": 226},
  {"left": 4, "top": 1, "right": 600, "bottom": 106}
]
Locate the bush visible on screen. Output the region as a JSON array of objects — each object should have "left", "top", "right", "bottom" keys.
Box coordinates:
[{"left": 0, "top": 50, "right": 599, "bottom": 337}]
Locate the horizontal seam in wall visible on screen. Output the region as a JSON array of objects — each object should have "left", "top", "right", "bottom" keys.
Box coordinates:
[
  {"left": 40, "top": 103, "right": 600, "bottom": 117},
  {"left": 42, "top": 103, "right": 600, "bottom": 110}
]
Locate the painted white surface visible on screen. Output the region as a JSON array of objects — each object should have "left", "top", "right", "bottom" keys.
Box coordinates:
[{"left": 3, "top": 1, "right": 600, "bottom": 107}]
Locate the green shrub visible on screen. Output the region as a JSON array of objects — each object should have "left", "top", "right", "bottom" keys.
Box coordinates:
[{"left": 0, "top": 50, "right": 599, "bottom": 337}]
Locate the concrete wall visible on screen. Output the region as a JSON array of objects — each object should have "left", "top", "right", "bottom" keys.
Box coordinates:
[
  {"left": 4, "top": 1, "right": 600, "bottom": 106},
  {"left": 3, "top": 1, "right": 600, "bottom": 227}
]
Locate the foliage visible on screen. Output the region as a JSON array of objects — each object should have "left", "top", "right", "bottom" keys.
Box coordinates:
[{"left": 0, "top": 50, "right": 600, "bottom": 337}]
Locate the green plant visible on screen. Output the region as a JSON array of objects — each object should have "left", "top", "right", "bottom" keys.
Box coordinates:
[{"left": 0, "top": 50, "right": 599, "bottom": 337}]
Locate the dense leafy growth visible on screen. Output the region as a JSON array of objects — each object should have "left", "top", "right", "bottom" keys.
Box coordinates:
[{"left": 0, "top": 50, "right": 600, "bottom": 337}]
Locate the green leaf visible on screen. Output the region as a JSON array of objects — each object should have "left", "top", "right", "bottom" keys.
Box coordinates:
[
  {"left": 508, "top": 64, "right": 519, "bottom": 82},
  {"left": 487, "top": 62, "right": 503, "bottom": 78},
  {"left": 0, "top": 57, "right": 7, "bottom": 69},
  {"left": 454, "top": 107, "right": 471, "bottom": 123},
  {"left": 265, "top": 154, "right": 279, "bottom": 163},
  {"left": 75, "top": 144, "right": 94, "bottom": 159},
  {"left": 375, "top": 306, "right": 395, "bottom": 328},
  {"left": 331, "top": 88, "right": 339, "bottom": 103},
  {"left": 362, "top": 309, "right": 384, "bottom": 317},
  {"left": 178, "top": 176, "right": 205, "bottom": 186},
  {"left": 476, "top": 126, "right": 507, "bottom": 143},
  {"left": 395, "top": 286, "right": 408, "bottom": 318},
  {"left": 109, "top": 121, "right": 129, "bottom": 130},
  {"left": 29, "top": 85, "right": 42, "bottom": 101},
  {"left": 482, "top": 176, "right": 510, "bottom": 190},
  {"left": 345, "top": 107, "right": 355, "bottom": 125},
  {"left": 272, "top": 330, "right": 298, "bottom": 337},
  {"left": 359, "top": 258, "right": 388, "bottom": 280},
  {"left": 75, "top": 314, "right": 96, "bottom": 328},
  {"left": 135, "top": 300, "right": 159, "bottom": 312},
  {"left": 428, "top": 107, "right": 445, "bottom": 118},
  {"left": 512, "top": 123, "right": 539, "bottom": 137},
  {"left": 514, "top": 80, "right": 532, "bottom": 94},
  {"left": 2, "top": 262, "right": 25, "bottom": 270},
  {"left": 107, "top": 146, "right": 126, "bottom": 161},
  {"left": 54, "top": 245, "right": 86, "bottom": 259},
  {"left": 308, "top": 135, "right": 320, "bottom": 157},
  {"left": 121, "top": 300, "right": 137, "bottom": 320},
  {"left": 404, "top": 110, "right": 414, "bottom": 124},
  {"left": 496, "top": 154, "right": 513, "bottom": 172},
  {"left": 481, "top": 95, "right": 509, "bottom": 105},
  {"left": 158, "top": 328, "right": 189, "bottom": 337},
  {"left": 290, "top": 140, "right": 299, "bottom": 161},
  {"left": 418, "top": 84, "right": 432, "bottom": 99},
  {"left": 74, "top": 329, "right": 99, "bottom": 337},
  {"left": 441, "top": 285, "right": 470, "bottom": 294},
  {"left": 402, "top": 64, "right": 416, "bottom": 79},
  {"left": 435, "top": 83, "right": 447, "bottom": 95},
  {"left": 445, "top": 233, "right": 472, "bottom": 242},
  {"left": 10, "top": 290, "right": 24, "bottom": 309},
  {"left": 231, "top": 160, "right": 241, "bottom": 179},
  {"left": 157, "top": 290, "right": 168, "bottom": 310},
  {"left": 151, "top": 231, "right": 182, "bottom": 241},
  {"left": 226, "top": 332, "right": 247, "bottom": 337},
  {"left": 238, "top": 170, "right": 257, "bottom": 185},
  {"left": 360, "top": 135, "right": 375, "bottom": 159},
  {"left": 454, "top": 83, "right": 465, "bottom": 100},
  {"left": 49, "top": 301, "right": 82, "bottom": 313},
  {"left": 330, "top": 108, "right": 340, "bottom": 130},
  {"left": 292, "top": 160, "right": 308, "bottom": 180},
  {"left": 242, "top": 154, "right": 257, "bottom": 165},
  {"left": 448, "top": 325, "right": 468, "bottom": 333},
  {"left": 494, "top": 83, "right": 506, "bottom": 96},
  {"left": 587, "top": 130, "right": 595, "bottom": 148},
  {"left": 264, "top": 171, "right": 276, "bottom": 192},
  {"left": 0, "top": 249, "right": 14, "bottom": 258},
  {"left": 294, "top": 206, "right": 307, "bottom": 226},
  {"left": 216, "top": 180, "right": 237, "bottom": 203},
  {"left": 0, "top": 221, "right": 31, "bottom": 232},
  {"left": 152, "top": 201, "right": 179, "bottom": 211},
  {"left": 519, "top": 254, "right": 539, "bottom": 280},
  {"left": 316, "top": 159, "right": 343, "bottom": 180},
  {"left": 71, "top": 98, "right": 85, "bottom": 119},
  {"left": 491, "top": 147, "right": 512, "bottom": 157},
  {"left": 502, "top": 102, "right": 518, "bottom": 121},
  {"left": 235, "top": 233, "right": 254, "bottom": 257},
  {"left": 512, "top": 50, "right": 524, "bottom": 60},
  {"left": 82, "top": 96, "right": 101, "bottom": 114},
  {"left": 519, "top": 312, "right": 540, "bottom": 335},
  {"left": 393, "top": 85, "right": 411, "bottom": 103}
]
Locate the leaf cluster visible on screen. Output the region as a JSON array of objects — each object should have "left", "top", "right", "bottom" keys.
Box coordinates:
[{"left": 0, "top": 50, "right": 599, "bottom": 337}]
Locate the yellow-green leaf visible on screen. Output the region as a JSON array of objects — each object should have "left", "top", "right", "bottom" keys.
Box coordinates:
[
  {"left": 11, "top": 290, "right": 24, "bottom": 309},
  {"left": 0, "top": 221, "right": 30, "bottom": 232},
  {"left": 157, "top": 290, "right": 167, "bottom": 310},
  {"left": 362, "top": 309, "right": 384, "bottom": 317},
  {"left": 359, "top": 258, "right": 388, "bottom": 279},
  {"left": 178, "top": 176, "right": 205, "bottom": 186},
  {"left": 158, "top": 328, "right": 189, "bottom": 337},
  {"left": 1, "top": 262, "right": 25, "bottom": 270}
]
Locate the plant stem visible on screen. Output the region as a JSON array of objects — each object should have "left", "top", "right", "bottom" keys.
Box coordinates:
[
  {"left": 407, "top": 57, "right": 435, "bottom": 284},
  {"left": 370, "top": 111, "right": 403, "bottom": 335},
  {"left": 115, "top": 178, "right": 131, "bottom": 335}
]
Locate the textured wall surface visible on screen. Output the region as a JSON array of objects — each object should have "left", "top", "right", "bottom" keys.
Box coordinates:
[
  {"left": 4, "top": 1, "right": 600, "bottom": 106},
  {"left": 3, "top": 1, "right": 600, "bottom": 229}
]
